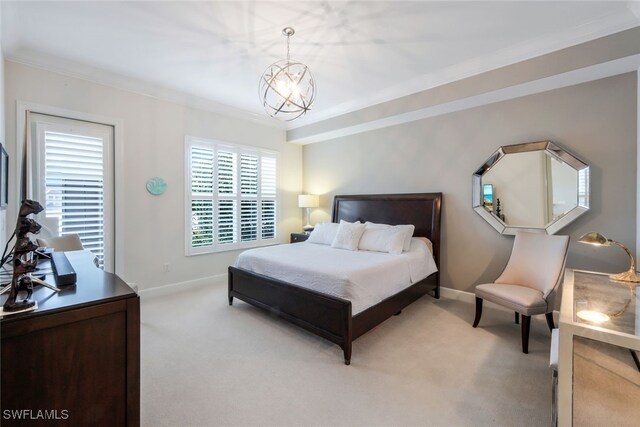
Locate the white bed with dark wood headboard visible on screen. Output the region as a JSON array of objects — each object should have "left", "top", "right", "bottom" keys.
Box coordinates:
[{"left": 228, "top": 193, "right": 442, "bottom": 365}]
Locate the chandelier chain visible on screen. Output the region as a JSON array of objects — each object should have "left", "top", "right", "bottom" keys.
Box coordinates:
[{"left": 286, "top": 34, "right": 290, "bottom": 62}]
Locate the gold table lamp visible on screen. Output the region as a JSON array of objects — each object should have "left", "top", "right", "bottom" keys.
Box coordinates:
[{"left": 578, "top": 232, "right": 640, "bottom": 282}]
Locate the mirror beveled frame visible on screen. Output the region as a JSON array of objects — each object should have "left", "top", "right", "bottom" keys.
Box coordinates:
[{"left": 472, "top": 140, "right": 590, "bottom": 235}]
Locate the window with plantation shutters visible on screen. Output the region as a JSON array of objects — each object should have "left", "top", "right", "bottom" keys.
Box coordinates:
[
  {"left": 32, "top": 114, "right": 114, "bottom": 270},
  {"left": 578, "top": 168, "right": 589, "bottom": 208},
  {"left": 185, "top": 136, "right": 277, "bottom": 255}
]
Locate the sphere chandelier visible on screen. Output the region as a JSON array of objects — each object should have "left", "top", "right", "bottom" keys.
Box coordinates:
[{"left": 259, "top": 27, "right": 316, "bottom": 121}]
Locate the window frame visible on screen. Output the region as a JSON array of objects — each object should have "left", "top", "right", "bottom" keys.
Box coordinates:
[{"left": 184, "top": 136, "right": 278, "bottom": 256}]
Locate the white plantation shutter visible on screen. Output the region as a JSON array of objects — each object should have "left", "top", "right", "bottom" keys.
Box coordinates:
[
  {"left": 240, "top": 154, "right": 259, "bottom": 242},
  {"left": 33, "top": 115, "right": 114, "bottom": 270},
  {"left": 217, "top": 199, "right": 236, "bottom": 244},
  {"left": 186, "top": 137, "right": 278, "bottom": 255},
  {"left": 240, "top": 200, "right": 258, "bottom": 242},
  {"left": 191, "top": 200, "right": 214, "bottom": 247},
  {"left": 578, "top": 168, "right": 589, "bottom": 207},
  {"left": 261, "top": 157, "right": 277, "bottom": 239},
  {"left": 190, "top": 146, "right": 215, "bottom": 248},
  {"left": 44, "top": 131, "right": 105, "bottom": 261},
  {"left": 240, "top": 154, "right": 258, "bottom": 195},
  {"left": 191, "top": 146, "right": 214, "bottom": 194},
  {"left": 217, "top": 150, "right": 237, "bottom": 245}
]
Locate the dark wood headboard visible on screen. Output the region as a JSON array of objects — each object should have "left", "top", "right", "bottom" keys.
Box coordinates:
[{"left": 331, "top": 193, "right": 443, "bottom": 267}]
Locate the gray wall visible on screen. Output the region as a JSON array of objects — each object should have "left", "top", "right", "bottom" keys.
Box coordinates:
[{"left": 303, "top": 73, "right": 637, "bottom": 292}]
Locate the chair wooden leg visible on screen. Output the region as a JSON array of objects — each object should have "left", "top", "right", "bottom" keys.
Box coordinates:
[
  {"left": 545, "top": 312, "right": 555, "bottom": 332},
  {"left": 472, "top": 297, "right": 483, "bottom": 327},
  {"left": 521, "top": 315, "right": 531, "bottom": 354},
  {"left": 515, "top": 312, "right": 519, "bottom": 324}
]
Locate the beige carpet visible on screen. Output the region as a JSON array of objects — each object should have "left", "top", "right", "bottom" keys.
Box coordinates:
[{"left": 140, "top": 283, "right": 554, "bottom": 426}]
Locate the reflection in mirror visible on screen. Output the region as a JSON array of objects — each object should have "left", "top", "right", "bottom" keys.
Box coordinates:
[
  {"left": 473, "top": 141, "right": 590, "bottom": 235},
  {"left": 483, "top": 184, "right": 493, "bottom": 211}
]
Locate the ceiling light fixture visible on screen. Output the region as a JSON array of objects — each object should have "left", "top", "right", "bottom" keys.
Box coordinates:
[{"left": 259, "top": 27, "right": 316, "bottom": 121}]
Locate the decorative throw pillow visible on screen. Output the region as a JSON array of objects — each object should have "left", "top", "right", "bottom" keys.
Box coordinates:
[
  {"left": 331, "top": 220, "right": 366, "bottom": 251},
  {"left": 359, "top": 225, "right": 405, "bottom": 254},
  {"left": 307, "top": 222, "right": 340, "bottom": 245}
]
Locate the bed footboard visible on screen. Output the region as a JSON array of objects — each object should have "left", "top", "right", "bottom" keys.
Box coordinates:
[
  {"left": 352, "top": 272, "right": 438, "bottom": 339},
  {"left": 228, "top": 266, "right": 354, "bottom": 364}
]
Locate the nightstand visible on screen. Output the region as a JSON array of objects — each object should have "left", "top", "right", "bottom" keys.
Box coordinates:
[{"left": 290, "top": 232, "right": 310, "bottom": 243}]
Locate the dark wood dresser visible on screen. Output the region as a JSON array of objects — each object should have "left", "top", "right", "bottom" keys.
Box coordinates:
[{"left": 1, "top": 250, "right": 140, "bottom": 426}]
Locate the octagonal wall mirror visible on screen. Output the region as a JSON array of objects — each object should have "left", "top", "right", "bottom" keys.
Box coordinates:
[{"left": 472, "top": 141, "right": 590, "bottom": 235}]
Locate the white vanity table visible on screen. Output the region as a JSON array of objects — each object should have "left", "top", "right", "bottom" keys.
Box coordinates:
[{"left": 558, "top": 269, "right": 640, "bottom": 426}]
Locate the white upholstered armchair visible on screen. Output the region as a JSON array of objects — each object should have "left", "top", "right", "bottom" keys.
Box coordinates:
[
  {"left": 37, "top": 233, "right": 100, "bottom": 268},
  {"left": 472, "top": 232, "right": 570, "bottom": 353},
  {"left": 37, "top": 234, "right": 85, "bottom": 252}
]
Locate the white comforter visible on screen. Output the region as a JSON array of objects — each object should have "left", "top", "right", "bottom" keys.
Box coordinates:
[{"left": 234, "top": 238, "right": 438, "bottom": 315}]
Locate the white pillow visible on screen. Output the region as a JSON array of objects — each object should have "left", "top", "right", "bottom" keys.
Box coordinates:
[
  {"left": 363, "top": 221, "right": 389, "bottom": 230},
  {"left": 359, "top": 225, "right": 405, "bottom": 254},
  {"left": 398, "top": 224, "right": 415, "bottom": 252},
  {"left": 331, "top": 220, "right": 366, "bottom": 251},
  {"left": 364, "top": 222, "right": 415, "bottom": 252},
  {"left": 307, "top": 222, "right": 340, "bottom": 245}
]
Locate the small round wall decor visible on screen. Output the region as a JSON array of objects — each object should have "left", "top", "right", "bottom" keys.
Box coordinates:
[{"left": 146, "top": 177, "right": 167, "bottom": 196}]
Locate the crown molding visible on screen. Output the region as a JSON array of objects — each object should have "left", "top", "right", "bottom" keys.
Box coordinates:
[
  {"left": 288, "top": 11, "right": 640, "bottom": 130},
  {"left": 287, "top": 54, "right": 640, "bottom": 145},
  {"left": 5, "top": 53, "right": 287, "bottom": 131}
]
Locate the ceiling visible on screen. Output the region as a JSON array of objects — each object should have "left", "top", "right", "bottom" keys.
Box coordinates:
[{"left": 3, "top": 1, "right": 640, "bottom": 129}]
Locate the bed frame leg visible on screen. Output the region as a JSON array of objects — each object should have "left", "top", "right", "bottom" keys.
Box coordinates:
[
  {"left": 227, "top": 267, "right": 234, "bottom": 306},
  {"left": 394, "top": 310, "right": 402, "bottom": 316},
  {"left": 343, "top": 340, "right": 352, "bottom": 365}
]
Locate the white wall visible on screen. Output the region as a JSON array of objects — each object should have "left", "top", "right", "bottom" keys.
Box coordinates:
[{"left": 4, "top": 61, "right": 302, "bottom": 291}]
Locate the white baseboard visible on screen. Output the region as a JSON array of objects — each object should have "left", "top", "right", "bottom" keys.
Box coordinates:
[
  {"left": 439, "top": 286, "right": 475, "bottom": 302},
  {"left": 138, "top": 273, "right": 227, "bottom": 299},
  {"left": 439, "top": 286, "right": 511, "bottom": 313}
]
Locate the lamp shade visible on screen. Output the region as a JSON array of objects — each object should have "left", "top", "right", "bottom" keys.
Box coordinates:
[
  {"left": 578, "top": 232, "right": 610, "bottom": 246},
  {"left": 298, "top": 194, "right": 319, "bottom": 208}
]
